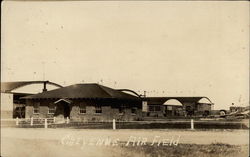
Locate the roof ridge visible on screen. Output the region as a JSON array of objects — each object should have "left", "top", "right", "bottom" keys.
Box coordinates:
[
  {"left": 98, "top": 84, "right": 137, "bottom": 98},
  {"left": 21, "top": 83, "right": 139, "bottom": 100},
  {"left": 96, "top": 84, "right": 115, "bottom": 98},
  {"left": 30, "top": 84, "right": 78, "bottom": 95},
  {"left": 75, "top": 83, "right": 98, "bottom": 85}
]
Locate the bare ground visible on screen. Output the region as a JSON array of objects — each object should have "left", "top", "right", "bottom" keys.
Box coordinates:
[{"left": 1, "top": 128, "right": 249, "bottom": 157}]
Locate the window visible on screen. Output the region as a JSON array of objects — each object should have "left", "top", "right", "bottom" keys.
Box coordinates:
[
  {"left": 167, "top": 106, "right": 173, "bottom": 111},
  {"left": 155, "top": 106, "right": 161, "bottom": 111},
  {"left": 48, "top": 103, "right": 55, "bottom": 114},
  {"left": 119, "top": 104, "right": 126, "bottom": 114},
  {"left": 131, "top": 107, "right": 137, "bottom": 114},
  {"left": 95, "top": 105, "right": 102, "bottom": 114},
  {"left": 80, "top": 104, "right": 86, "bottom": 114},
  {"left": 149, "top": 106, "right": 154, "bottom": 112},
  {"left": 148, "top": 105, "right": 161, "bottom": 112},
  {"left": 33, "top": 102, "right": 40, "bottom": 114}
]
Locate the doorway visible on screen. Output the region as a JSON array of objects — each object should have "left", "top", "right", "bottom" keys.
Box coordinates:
[
  {"left": 63, "top": 103, "right": 70, "bottom": 118},
  {"left": 54, "top": 99, "right": 72, "bottom": 119},
  {"left": 186, "top": 106, "right": 194, "bottom": 116}
]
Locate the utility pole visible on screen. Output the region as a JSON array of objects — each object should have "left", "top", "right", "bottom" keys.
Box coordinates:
[{"left": 42, "top": 61, "right": 45, "bottom": 81}]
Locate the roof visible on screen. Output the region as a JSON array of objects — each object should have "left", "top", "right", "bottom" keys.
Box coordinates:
[
  {"left": 144, "top": 97, "right": 212, "bottom": 105},
  {"left": 21, "top": 83, "right": 140, "bottom": 100},
  {"left": 163, "top": 99, "right": 183, "bottom": 106},
  {"left": 1, "top": 81, "right": 62, "bottom": 93}
]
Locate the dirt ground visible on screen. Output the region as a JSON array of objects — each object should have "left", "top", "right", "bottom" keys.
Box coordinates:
[{"left": 1, "top": 128, "right": 249, "bottom": 157}]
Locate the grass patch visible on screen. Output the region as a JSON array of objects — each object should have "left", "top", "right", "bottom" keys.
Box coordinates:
[{"left": 119, "top": 143, "right": 248, "bottom": 157}]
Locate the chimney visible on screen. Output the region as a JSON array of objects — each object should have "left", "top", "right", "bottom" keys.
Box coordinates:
[{"left": 42, "top": 81, "right": 48, "bottom": 92}]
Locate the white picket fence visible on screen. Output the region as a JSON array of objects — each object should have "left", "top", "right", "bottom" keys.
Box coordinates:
[
  {"left": 1, "top": 118, "right": 247, "bottom": 129},
  {"left": 2, "top": 117, "right": 69, "bottom": 128},
  {"left": 2, "top": 118, "right": 197, "bottom": 130}
]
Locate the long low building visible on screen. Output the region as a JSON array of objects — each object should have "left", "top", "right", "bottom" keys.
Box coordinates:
[
  {"left": 1, "top": 81, "right": 214, "bottom": 121},
  {"left": 21, "top": 83, "right": 142, "bottom": 122}
]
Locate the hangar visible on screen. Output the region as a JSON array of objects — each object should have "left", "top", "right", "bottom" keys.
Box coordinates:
[
  {"left": 1, "top": 81, "right": 62, "bottom": 118},
  {"left": 143, "top": 97, "right": 214, "bottom": 117}
]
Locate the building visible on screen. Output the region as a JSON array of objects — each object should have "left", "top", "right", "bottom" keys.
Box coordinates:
[
  {"left": 229, "top": 106, "right": 247, "bottom": 113},
  {"left": 2, "top": 81, "right": 214, "bottom": 120},
  {"left": 21, "top": 84, "right": 142, "bottom": 122},
  {"left": 143, "top": 97, "right": 213, "bottom": 117}
]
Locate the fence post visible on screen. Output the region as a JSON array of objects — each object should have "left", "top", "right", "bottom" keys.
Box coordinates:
[
  {"left": 31, "top": 117, "right": 33, "bottom": 126},
  {"left": 16, "top": 117, "right": 19, "bottom": 126},
  {"left": 191, "top": 119, "right": 194, "bottom": 130},
  {"left": 45, "top": 118, "right": 48, "bottom": 129},
  {"left": 113, "top": 119, "right": 116, "bottom": 130},
  {"left": 53, "top": 117, "right": 56, "bottom": 123},
  {"left": 66, "top": 117, "right": 69, "bottom": 124}
]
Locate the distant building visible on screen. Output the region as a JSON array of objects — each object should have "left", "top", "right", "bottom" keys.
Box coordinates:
[
  {"left": 1, "top": 81, "right": 62, "bottom": 119},
  {"left": 143, "top": 97, "right": 213, "bottom": 117},
  {"left": 230, "top": 106, "right": 247, "bottom": 113}
]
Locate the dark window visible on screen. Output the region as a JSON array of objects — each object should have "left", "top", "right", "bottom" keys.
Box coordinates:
[
  {"left": 148, "top": 105, "right": 161, "bottom": 112},
  {"left": 48, "top": 103, "right": 55, "bottom": 114},
  {"left": 131, "top": 107, "right": 137, "bottom": 114},
  {"left": 203, "top": 110, "right": 210, "bottom": 117},
  {"left": 95, "top": 105, "right": 102, "bottom": 114},
  {"left": 80, "top": 104, "right": 86, "bottom": 114},
  {"left": 33, "top": 102, "right": 40, "bottom": 114},
  {"left": 155, "top": 106, "right": 161, "bottom": 111},
  {"left": 149, "top": 106, "right": 152, "bottom": 111},
  {"left": 119, "top": 104, "right": 126, "bottom": 114}
]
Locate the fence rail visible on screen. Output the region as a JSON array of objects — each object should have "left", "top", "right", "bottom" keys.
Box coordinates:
[{"left": 1, "top": 117, "right": 248, "bottom": 129}]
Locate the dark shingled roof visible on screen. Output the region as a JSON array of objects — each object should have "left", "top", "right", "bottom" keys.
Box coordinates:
[{"left": 21, "top": 84, "right": 140, "bottom": 100}]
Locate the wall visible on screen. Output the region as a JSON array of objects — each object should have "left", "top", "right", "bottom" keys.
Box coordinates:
[
  {"left": 70, "top": 100, "right": 142, "bottom": 122},
  {"left": 196, "top": 103, "right": 212, "bottom": 116},
  {"left": 164, "top": 105, "right": 184, "bottom": 117},
  {"left": 25, "top": 99, "right": 56, "bottom": 119},
  {"left": 146, "top": 101, "right": 212, "bottom": 117},
  {"left": 197, "top": 103, "right": 211, "bottom": 111},
  {"left": 25, "top": 105, "right": 33, "bottom": 119},
  {"left": 1, "top": 93, "right": 13, "bottom": 119},
  {"left": 70, "top": 105, "right": 141, "bottom": 122},
  {"left": 147, "top": 105, "right": 164, "bottom": 117},
  {"left": 25, "top": 99, "right": 142, "bottom": 122}
]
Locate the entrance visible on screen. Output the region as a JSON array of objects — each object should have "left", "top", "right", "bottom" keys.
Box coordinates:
[
  {"left": 63, "top": 103, "right": 70, "bottom": 118},
  {"left": 13, "top": 106, "right": 25, "bottom": 118},
  {"left": 54, "top": 99, "right": 72, "bottom": 119},
  {"left": 186, "top": 106, "right": 194, "bottom": 116}
]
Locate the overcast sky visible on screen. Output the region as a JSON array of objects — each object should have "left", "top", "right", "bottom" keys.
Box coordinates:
[{"left": 1, "top": 1, "right": 249, "bottom": 109}]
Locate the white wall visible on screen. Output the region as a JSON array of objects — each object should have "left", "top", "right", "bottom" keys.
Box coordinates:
[{"left": 1, "top": 93, "right": 13, "bottom": 111}]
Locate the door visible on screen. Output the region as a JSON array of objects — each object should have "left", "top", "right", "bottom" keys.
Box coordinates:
[
  {"left": 63, "top": 103, "right": 70, "bottom": 118},
  {"left": 54, "top": 101, "right": 71, "bottom": 119}
]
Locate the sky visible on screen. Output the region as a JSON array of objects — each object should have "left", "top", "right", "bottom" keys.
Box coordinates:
[{"left": 1, "top": 1, "right": 249, "bottom": 109}]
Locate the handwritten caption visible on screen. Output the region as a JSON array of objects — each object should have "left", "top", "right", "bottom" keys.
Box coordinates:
[{"left": 60, "top": 134, "right": 180, "bottom": 148}]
